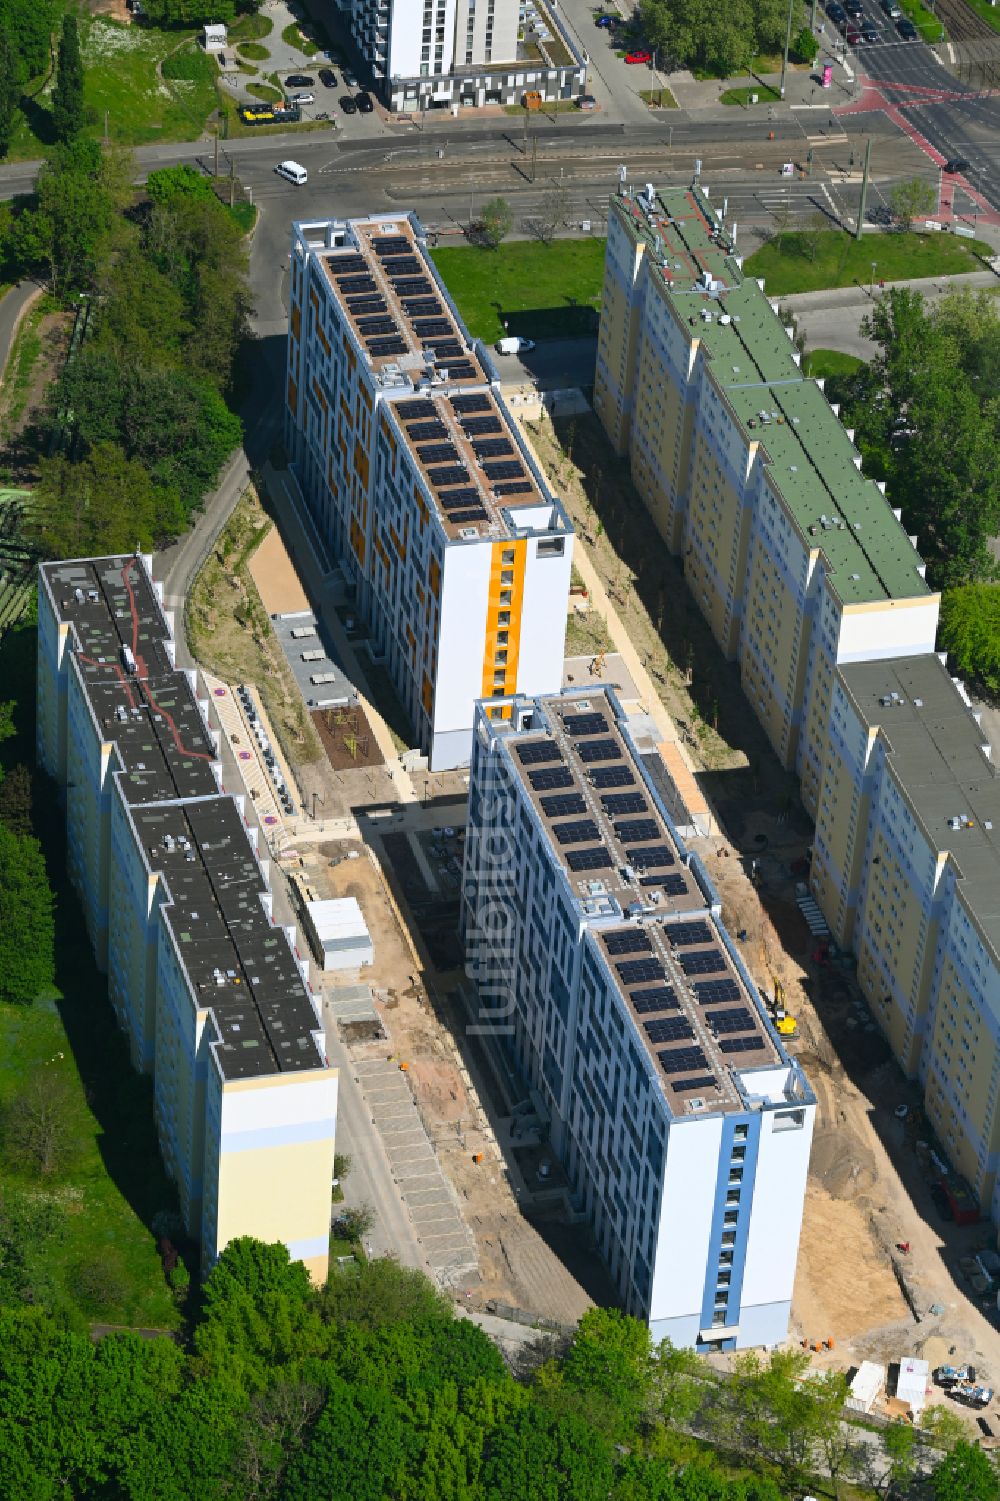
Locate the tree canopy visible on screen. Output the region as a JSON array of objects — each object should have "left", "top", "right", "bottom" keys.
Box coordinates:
[
  {"left": 639, "top": 0, "right": 803, "bottom": 78},
  {"left": 0, "top": 819, "right": 55, "bottom": 1004}
]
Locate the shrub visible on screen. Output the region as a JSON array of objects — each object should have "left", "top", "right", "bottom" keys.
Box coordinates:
[{"left": 162, "top": 47, "right": 216, "bottom": 84}]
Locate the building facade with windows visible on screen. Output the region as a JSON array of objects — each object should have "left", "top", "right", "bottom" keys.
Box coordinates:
[
  {"left": 593, "top": 183, "right": 938, "bottom": 815},
  {"left": 338, "top": 0, "right": 585, "bottom": 112},
  {"left": 37, "top": 554, "right": 338, "bottom": 1283},
  {"left": 462, "top": 686, "right": 815, "bottom": 1349},
  {"left": 286, "top": 211, "right": 573, "bottom": 769}
]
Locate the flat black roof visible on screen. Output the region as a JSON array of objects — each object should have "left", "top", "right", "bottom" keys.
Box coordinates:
[{"left": 132, "top": 798, "right": 325, "bottom": 1080}]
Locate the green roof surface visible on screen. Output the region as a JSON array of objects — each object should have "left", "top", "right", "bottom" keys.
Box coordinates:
[{"left": 615, "top": 187, "right": 931, "bottom": 607}]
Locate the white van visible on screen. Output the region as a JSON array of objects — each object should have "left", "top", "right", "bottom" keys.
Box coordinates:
[{"left": 274, "top": 160, "right": 308, "bottom": 185}]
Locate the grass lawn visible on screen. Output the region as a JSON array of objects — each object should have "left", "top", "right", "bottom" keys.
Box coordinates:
[
  {"left": 82, "top": 23, "right": 219, "bottom": 148},
  {"left": 744, "top": 229, "right": 992, "bottom": 296},
  {"left": 0, "top": 616, "right": 183, "bottom": 1331},
  {"left": 720, "top": 82, "right": 781, "bottom": 106},
  {"left": 803, "top": 348, "right": 864, "bottom": 380},
  {"left": 956, "top": 0, "right": 1000, "bottom": 32},
  {"left": 237, "top": 41, "right": 270, "bottom": 60},
  {"left": 638, "top": 87, "right": 678, "bottom": 108},
  {"left": 282, "top": 20, "right": 320, "bottom": 55},
  {"left": 431, "top": 238, "right": 606, "bottom": 344},
  {"left": 246, "top": 81, "right": 282, "bottom": 102},
  {"left": 230, "top": 12, "right": 273, "bottom": 40}
]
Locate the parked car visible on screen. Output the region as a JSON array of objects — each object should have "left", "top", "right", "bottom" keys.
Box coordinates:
[
  {"left": 881, "top": 0, "right": 902, "bottom": 15},
  {"left": 929, "top": 1182, "right": 954, "bottom": 1221},
  {"left": 595, "top": 11, "right": 616, "bottom": 24},
  {"left": 339, "top": 94, "right": 358, "bottom": 114},
  {"left": 861, "top": 20, "right": 881, "bottom": 40},
  {"left": 495, "top": 336, "right": 536, "bottom": 354},
  {"left": 289, "top": 91, "right": 315, "bottom": 105},
  {"left": 625, "top": 50, "right": 652, "bottom": 63},
  {"left": 897, "top": 16, "right": 918, "bottom": 36},
  {"left": 846, "top": 21, "right": 862, "bottom": 43},
  {"left": 274, "top": 160, "right": 308, "bottom": 186},
  {"left": 285, "top": 73, "right": 314, "bottom": 88},
  {"left": 319, "top": 67, "right": 338, "bottom": 87},
  {"left": 944, "top": 157, "right": 970, "bottom": 172},
  {"left": 845, "top": 0, "right": 864, "bottom": 14},
  {"left": 576, "top": 93, "right": 597, "bottom": 109},
  {"left": 356, "top": 90, "right": 374, "bottom": 112},
  {"left": 826, "top": 0, "right": 847, "bottom": 19},
  {"left": 343, "top": 69, "right": 358, "bottom": 88}
]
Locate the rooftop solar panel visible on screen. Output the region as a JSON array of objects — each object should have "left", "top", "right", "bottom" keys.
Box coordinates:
[
  {"left": 553, "top": 819, "right": 600, "bottom": 846},
  {"left": 417, "top": 443, "right": 459, "bottom": 465},
  {"left": 603, "top": 930, "right": 653, "bottom": 956},
  {"left": 347, "top": 297, "right": 388, "bottom": 314},
  {"left": 357, "top": 316, "right": 397, "bottom": 334},
  {"left": 336, "top": 274, "right": 376, "bottom": 291},
  {"left": 630, "top": 845, "right": 675, "bottom": 870},
  {"left": 632, "top": 985, "right": 679, "bottom": 1014},
  {"left": 540, "top": 792, "right": 586, "bottom": 818},
  {"left": 662, "top": 873, "right": 689, "bottom": 896},
  {"left": 515, "top": 740, "right": 561, "bottom": 765},
  {"left": 493, "top": 480, "right": 535, "bottom": 496},
  {"left": 426, "top": 342, "right": 464, "bottom": 360},
  {"left": 473, "top": 439, "right": 515, "bottom": 459},
  {"left": 658, "top": 1046, "right": 710, "bottom": 1076},
  {"left": 591, "top": 766, "right": 636, "bottom": 789},
  {"left": 438, "top": 488, "right": 482, "bottom": 510},
  {"left": 451, "top": 394, "right": 491, "bottom": 414},
  {"left": 527, "top": 766, "right": 574, "bottom": 791},
  {"left": 706, "top": 1008, "right": 756, "bottom": 1035},
  {"left": 693, "top": 978, "right": 742, "bottom": 1004},
  {"left": 673, "top": 1076, "right": 718, "bottom": 1093},
  {"left": 385, "top": 257, "right": 423, "bottom": 276},
  {"left": 616, "top": 958, "right": 665, "bottom": 985},
  {"left": 442, "top": 361, "right": 477, "bottom": 379},
  {"left": 393, "top": 277, "right": 434, "bottom": 296},
  {"left": 373, "top": 236, "right": 410, "bottom": 255},
  {"left": 602, "top": 792, "right": 647, "bottom": 815},
  {"left": 367, "top": 337, "right": 408, "bottom": 357},
  {"left": 402, "top": 299, "right": 444, "bottom": 317},
  {"left": 399, "top": 400, "right": 436, "bottom": 421},
  {"left": 428, "top": 466, "right": 469, "bottom": 488},
  {"left": 645, "top": 1016, "right": 695, "bottom": 1044},
  {"left": 407, "top": 421, "right": 447, "bottom": 441},
  {"left": 565, "top": 847, "right": 614, "bottom": 872},
  {"left": 679, "top": 949, "right": 725, "bottom": 976},
  {"left": 331, "top": 257, "right": 368, "bottom": 275},
  {"left": 412, "top": 319, "right": 453, "bottom": 337},
  {"left": 565, "top": 712, "right": 610, "bottom": 737},
  {"left": 449, "top": 508, "right": 489, "bottom": 525},
  {"left": 483, "top": 460, "right": 525, "bottom": 481},
  {"left": 719, "top": 1035, "right": 767, "bottom": 1054},
  {"left": 614, "top": 818, "right": 661, "bottom": 843},
  {"left": 667, "top": 921, "right": 713, "bottom": 948},
  {"left": 577, "top": 738, "right": 620, "bottom": 764},
  {"left": 461, "top": 416, "right": 503, "bottom": 436}
]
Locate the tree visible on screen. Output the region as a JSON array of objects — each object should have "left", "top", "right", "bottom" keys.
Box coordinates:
[
  {"left": 0, "top": 36, "right": 17, "bottom": 160},
  {"left": 792, "top": 24, "right": 819, "bottom": 61},
  {"left": 15, "top": 139, "right": 117, "bottom": 296},
  {"left": 931, "top": 1439, "right": 1000, "bottom": 1501},
  {"left": 0, "top": 764, "right": 33, "bottom": 836},
  {"left": 652, "top": 1337, "right": 707, "bottom": 1428},
  {"left": 0, "top": 823, "right": 55, "bottom": 1004},
  {"left": 556, "top": 1307, "right": 653, "bottom": 1439},
  {"left": 889, "top": 176, "right": 936, "bottom": 231},
  {"left": 480, "top": 1403, "right": 615, "bottom": 1501},
  {"left": 939, "top": 584, "right": 1000, "bottom": 695},
  {"left": 146, "top": 163, "right": 217, "bottom": 208},
  {"left": 1, "top": 1069, "right": 76, "bottom": 1175},
  {"left": 28, "top": 442, "right": 185, "bottom": 558},
  {"left": 318, "top": 1256, "right": 451, "bottom": 1331},
  {"left": 920, "top": 1402, "right": 970, "bottom": 1455},
  {"left": 51, "top": 14, "right": 85, "bottom": 144},
  {"left": 881, "top": 1419, "right": 918, "bottom": 1497},
  {"left": 479, "top": 197, "right": 513, "bottom": 249}
]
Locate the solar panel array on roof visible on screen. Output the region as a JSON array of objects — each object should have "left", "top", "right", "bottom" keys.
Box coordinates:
[
  {"left": 679, "top": 949, "right": 725, "bottom": 976},
  {"left": 553, "top": 819, "right": 600, "bottom": 846},
  {"left": 667, "top": 921, "right": 713, "bottom": 948},
  {"left": 645, "top": 1016, "right": 695, "bottom": 1044},
  {"left": 368, "top": 337, "right": 407, "bottom": 357},
  {"left": 336, "top": 274, "right": 375, "bottom": 291},
  {"left": 694, "top": 978, "right": 742, "bottom": 1003},
  {"left": 566, "top": 847, "right": 613, "bottom": 872},
  {"left": 591, "top": 766, "right": 636, "bottom": 789},
  {"left": 720, "top": 1035, "right": 766, "bottom": 1054},
  {"left": 659, "top": 1046, "right": 709, "bottom": 1076},
  {"left": 577, "top": 738, "right": 620, "bottom": 764},
  {"left": 493, "top": 480, "right": 535, "bottom": 497},
  {"left": 451, "top": 394, "right": 491, "bottom": 414},
  {"left": 373, "top": 236, "right": 410, "bottom": 256},
  {"left": 442, "top": 361, "right": 477, "bottom": 379},
  {"left": 674, "top": 1075, "right": 718, "bottom": 1093},
  {"left": 461, "top": 415, "right": 503, "bottom": 436},
  {"left": 632, "top": 985, "right": 679, "bottom": 1014},
  {"left": 528, "top": 766, "right": 574, "bottom": 791},
  {"left": 417, "top": 443, "right": 459, "bottom": 465},
  {"left": 617, "top": 957, "right": 665, "bottom": 985},
  {"left": 428, "top": 466, "right": 469, "bottom": 488},
  {"left": 358, "top": 316, "right": 397, "bottom": 335},
  {"left": 399, "top": 400, "right": 436, "bottom": 421},
  {"left": 393, "top": 277, "right": 433, "bottom": 297},
  {"left": 602, "top": 791, "right": 647, "bottom": 815},
  {"left": 347, "top": 296, "right": 387, "bottom": 314},
  {"left": 706, "top": 1007, "right": 755, "bottom": 1035},
  {"left": 662, "top": 873, "right": 689, "bottom": 896},
  {"left": 604, "top": 929, "right": 652, "bottom": 956},
  {"left": 630, "top": 845, "right": 675, "bottom": 870},
  {"left": 385, "top": 257, "right": 422, "bottom": 276},
  {"left": 515, "top": 739, "right": 561, "bottom": 765},
  {"left": 402, "top": 299, "right": 443, "bottom": 318},
  {"left": 483, "top": 460, "right": 525, "bottom": 481},
  {"left": 439, "top": 489, "right": 481, "bottom": 511},
  {"left": 449, "top": 508, "right": 489, "bottom": 525},
  {"left": 540, "top": 792, "right": 586, "bottom": 818},
  {"left": 408, "top": 421, "right": 447, "bottom": 441},
  {"left": 565, "top": 712, "right": 609, "bottom": 737},
  {"left": 473, "top": 439, "right": 514, "bottom": 459},
  {"left": 412, "top": 318, "right": 452, "bottom": 337},
  {"left": 427, "top": 341, "right": 464, "bottom": 360},
  {"left": 614, "top": 818, "right": 660, "bottom": 844},
  {"left": 331, "top": 256, "right": 368, "bottom": 275}
]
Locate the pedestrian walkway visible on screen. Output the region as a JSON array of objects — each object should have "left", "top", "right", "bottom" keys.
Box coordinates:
[
  {"left": 201, "top": 670, "right": 287, "bottom": 834},
  {"left": 352, "top": 1057, "right": 479, "bottom": 1287}
]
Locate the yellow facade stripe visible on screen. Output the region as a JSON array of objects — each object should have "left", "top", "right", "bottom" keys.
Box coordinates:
[{"left": 481, "top": 540, "right": 527, "bottom": 700}]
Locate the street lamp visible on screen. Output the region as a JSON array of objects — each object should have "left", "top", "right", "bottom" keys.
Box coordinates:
[
  {"left": 870, "top": 260, "right": 877, "bottom": 296},
  {"left": 779, "top": 0, "right": 796, "bottom": 99}
]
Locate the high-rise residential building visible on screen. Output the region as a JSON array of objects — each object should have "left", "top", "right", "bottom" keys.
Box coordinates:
[
  {"left": 462, "top": 686, "right": 815, "bottom": 1349},
  {"left": 37, "top": 554, "right": 338, "bottom": 1283},
  {"left": 593, "top": 183, "right": 939, "bottom": 815},
  {"left": 285, "top": 210, "right": 574, "bottom": 769},
  {"left": 337, "top": 0, "right": 585, "bottom": 112}
]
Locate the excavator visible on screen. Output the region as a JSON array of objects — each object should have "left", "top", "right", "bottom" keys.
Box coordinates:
[{"left": 767, "top": 975, "right": 798, "bottom": 1038}]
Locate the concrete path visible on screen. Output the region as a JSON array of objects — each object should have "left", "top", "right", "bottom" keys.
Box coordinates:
[
  {"left": 0, "top": 281, "right": 43, "bottom": 388},
  {"left": 783, "top": 266, "right": 1000, "bottom": 359}
]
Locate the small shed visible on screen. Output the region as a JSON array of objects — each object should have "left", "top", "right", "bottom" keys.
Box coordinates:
[
  {"left": 203, "top": 22, "right": 227, "bottom": 52},
  {"left": 304, "top": 897, "right": 373, "bottom": 972},
  {"left": 896, "top": 1356, "right": 930, "bottom": 1416},
  {"left": 845, "top": 1361, "right": 885, "bottom": 1414}
]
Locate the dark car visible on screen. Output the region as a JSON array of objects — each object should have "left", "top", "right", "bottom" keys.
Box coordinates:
[
  {"left": 897, "top": 15, "right": 918, "bottom": 36},
  {"left": 339, "top": 94, "right": 358, "bottom": 114},
  {"left": 846, "top": 20, "right": 862, "bottom": 42},
  {"left": 845, "top": 0, "right": 864, "bottom": 15},
  {"left": 285, "top": 73, "right": 314, "bottom": 88},
  {"left": 826, "top": 0, "right": 847, "bottom": 19},
  {"left": 595, "top": 11, "right": 615, "bottom": 24},
  {"left": 319, "top": 67, "right": 338, "bottom": 87},
  {"left": 576, "top": 93, "right": 597, "bottom": 109},
  {"left": 861, "top": 20, "right": 880, "bottom": 40},
  {"left": 356, "top": 90, "right": 374, "bottom": 113},
  {"left": 930, "top": 1183, "right": 954, "bottom": 1221},
  {"left": 944, "top": 157, "right": 970, "bottom": 172}
]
